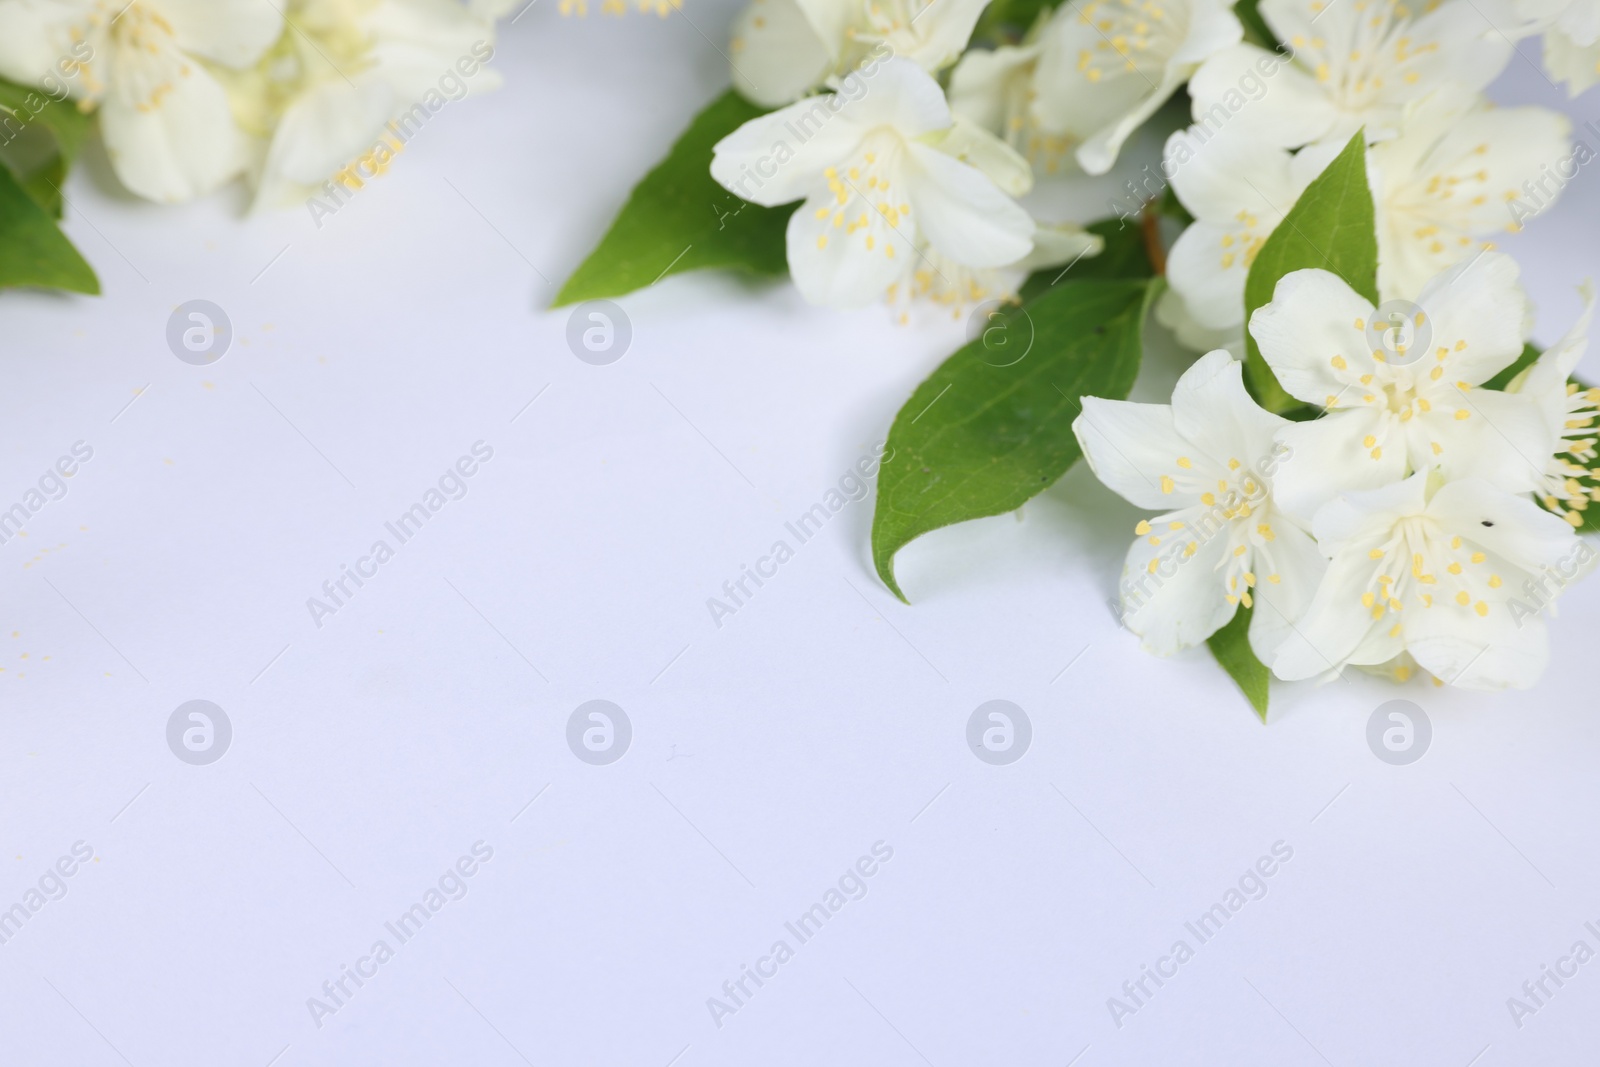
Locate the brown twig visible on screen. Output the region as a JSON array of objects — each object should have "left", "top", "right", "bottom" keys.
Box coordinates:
[{"left": 1141, "top": 206, "right": 1167, "bottom": 276}]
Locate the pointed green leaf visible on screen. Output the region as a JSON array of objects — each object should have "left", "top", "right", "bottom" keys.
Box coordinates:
[
  {"left": 554, "top": 89, "right": 793, "bottom": 307},
  {"left": 0, "top": 160, "right": 98, "bottom": 294},
  {"left": 872, "top": 277, "right": 1158, "bottom": 601},
  {"left": 1207, "top": 605, "right": 1270, "bottom": 720},
  {"left": 0, "top": 78, "right": 92, "bottom": 217},
  {"left": 1243, "top": 130, "right": 1376, "bottom": 412}
]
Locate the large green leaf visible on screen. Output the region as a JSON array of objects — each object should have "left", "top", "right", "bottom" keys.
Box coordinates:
[
  {"left": 872, "top": 278, "right": 1159, "bottom": 601},
  {"left": 1242, "top": 130, "right": 1376, "bottom": 413},
  {"left": 1015, "top": 217, "right": 1155, "bottom": 304},
  {"left": 0, "top": 159, "right": 98, "bottom": 294},
  {"left": 1207, "top": 605, "right": 1270, "bottom": 721},
  {"left": 0, "top": 77, "right": 92, "bottom": 217},
  {"left": 554, "top": 89, "right": 793, "bottom": 306}
]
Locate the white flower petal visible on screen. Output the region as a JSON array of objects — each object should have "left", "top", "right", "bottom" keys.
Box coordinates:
[
  {"left": 1171, "top": 349, "right": 1286, "bottom": 464},
  {"left": 889, "top": 0, "right": 991, "bottom": 72},
  {"left": 710, "top": 96, "right": 868, "bottom": 206},
  {"left": 904, "top": 141, "right": 1034, "bottom": 267},
  {"left": 948, "top": 41, "right": 1040, "bottom": 133},
  {"left": 925, "top": 116, "right": 1034, "bottom": 197},
  {"left": 253, "top": 77, "right": 395, "bottom": 208},
  {"left": 0, "top": 0, "right": 93, "bottom": 87},
  {"left": 1248, "top": 267, "right": 1377, "bottom": 407},
  {"left": 785, "top": 187, "right": 914, "bottom": 308},
  {"left": 1075, "top": 67, "right": 1187, "bottom": 175},
  {"left": 1426, "top": 477, "right": 1578, "bottom": 573},
  {"left": 1411, "top": 388, "right": 1548, "bottom": 494},
  {"left": 1015, "top": 220, "right": 1102, "bottom": 271},
  {"left": 1270, "top": 545, "right": 1382, "bottom": 680},
  {"left": 1164, "top": 222, "right": 1251, "bottom": 331},
  {"left": 155, "top": 0, "right": 282, "bottom": 69},
  {"left": 1410, "top": 251, "right": 1528, "bottom": 385},
  {"left": 99, "top": 49, "right": 247, "bottom": 202},
  {"left": 1073, "top": 397, "right": 1204, "bottom": 510},
  {"left": 1406, "top": 605, "right": 1549, "bottom": 689},
  {"left": 1247, "top": 513, "right": 1327, "bottom": 663},
  {"left": 1273, "top": 407, "right": 1407, "bottom": 523},
  {"left": 729, "top": 0, "right": 833, "bottom": 107},
  {"left": 1120, "top": 522, "right": 1238, "bottom": 655},
  {"left": 1187, "top": 43, "right": 1335, "bottom": 148}
]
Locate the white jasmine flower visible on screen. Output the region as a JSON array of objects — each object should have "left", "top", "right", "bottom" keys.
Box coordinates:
[
  {"left": 1029, "top": 0, "right": 1244, "bottom": 174},
  {"left": 0, "top": 0, "right": 282, "bottom": 202},
  {"left": 1250, "top": 253, "right": 1547, "bottom": 521},
  {"left": 947, "top": 19, "right": 1082, "bottom": 174},
  {"left": 241, "top": 0, "right": 504, "bottom": 210},
  {"left": 1506, "top": 282, "right": 1600, "bottom": 527},
  {"left": 1073, "top": 350, "right": 1327, "bottom": 659},
  {"left": 1188, "top": 0, "right": 1511, "bottom": 150},
  {"left": 1371, "top": 95, "right": 1572, "bottom": 298},
  {"left": 1511, "top": 0, "right": 1600, "bottom": 94},
  {"left": 1159, "top": 126, "right": 1341, "bottom": 349},
  {"left": 728, "top": 0, "right": 988, "bottom": 107},
  {"left": 1272, "top": 471, "right": 1580, "bottom": 689},
  {"left": 893, "top": 222, "right": 1103, "bottom": 318},
  {"left": 710, "top": 58, "right": 1035, "bottom": 310}
]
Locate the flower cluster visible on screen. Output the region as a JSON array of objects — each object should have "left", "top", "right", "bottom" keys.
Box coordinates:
[
  {"left": 710, "top": 0, "right": 1253, "bottom": 312},
  {"left": 1076, "top": 253, "right": 1596, "bottom": 690},
  {"left": 695, "top": 0, "right": 1597, "bottom": 696},
  {"left": 0, "top": 0, "right": 511, "bottom": 206},
  {"left": 1158, "top": 0, "right": 1574, "bottom": 355}
]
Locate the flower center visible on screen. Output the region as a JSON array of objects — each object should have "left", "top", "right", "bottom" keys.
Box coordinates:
[
  {"left": 1358, "top": 516, "right": 1501, "bottom": 630},
  {"left": 1293, "top": 0, "right": 1441, "bottom": 111},
  {"left": 813, "top": 135, "right": 912, "bottom": 261},
  {"left": 105, "top": 3, "right": 189, "bottom": 112},
  {"left": 1142, "top": 455, "right": 1284, "bottom": 607},
  {"left": 1074, "top": 0, "right": 1181, "bottom": 83}
]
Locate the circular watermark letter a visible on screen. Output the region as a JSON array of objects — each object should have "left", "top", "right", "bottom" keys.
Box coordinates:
[
  {"left": 566, "top": 301, "right": 632, "bottom": 366},
  {"left": 567, "top": 700, "right": 632, "bottom": 765},
  {"left": 167, "top": 300, "right": 233, "bottom": 365},
  {"left": 967, "top": 700, "right": 1032, "bottom": 765},
  {"left": 167, "top": 700, "right": 232, "bottom": 765},
  {"left": 1367, "top": 699, "right": 1431, "bottom": 765}
]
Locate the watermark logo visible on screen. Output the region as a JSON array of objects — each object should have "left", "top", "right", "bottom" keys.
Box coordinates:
[
  {"left": 966, "top": 301, "right": 1033, "bottom": 367},
  {"left": 567, "top": 700, "right": 631, "bottom": 765},
  {"left": 1365, "top": 300, "right": 1430, "bottom": 367},
  {"left": 1366, "top": 699, "right": 1430, "bottom": 765},
  {"left": 566, "top": 301, "right": 632, "bottom": 365},
  {"left": 167, "top": 700, "right": 232, "bottom": 765},
  {"left": 166, "top": 300, "right": 233, "bottom": 365},
  {"left": 967, "top": 700, "right": 1031, "bottom": 765}
]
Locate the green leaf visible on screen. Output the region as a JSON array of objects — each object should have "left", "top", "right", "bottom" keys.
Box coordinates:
[
  {"left": 0, "top": 77, "right": 92, "bottom": 217},
  {"left": 1482, "top": 342, "right": 1541, "bottom": 391},
  {"left": 972, "top": 0, "right": 1061, "bottom": 44},
  {"left": 1234, "top": 0, "right": 1278, "bottom": 50},
  {"left": 554, "top": 89, "right": 794, "bottom": 307},
  {"left": 1015, "top": 217, "right": 1155, "bottom": 303},
  {"left": 871, "top": 277, "right": 1158, "bottom": 601},
  {"left": 1242, "top": 129, "right": 1377, "bottom": 413},
  {"left": 1207, "top": 605, "right": 1270, "bottom": 721},
  {"left": 0, "top": 159, "right": 98, "bottom": 294}
]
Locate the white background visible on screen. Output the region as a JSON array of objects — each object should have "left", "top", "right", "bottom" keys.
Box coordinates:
[{"left": 3, "top": 5, "right": 1600, "bottom": 1066}]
